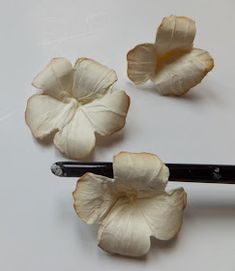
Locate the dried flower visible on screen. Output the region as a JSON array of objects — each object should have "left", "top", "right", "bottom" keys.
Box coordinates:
[
  {"left": 73, "top": 152, "right": 187, "bottom": 257},
  {"left": 127, "top": 15, "right": 214, "bottom": 96},
  {"left": 25, "top": 58, "right": 130, "bottom": 159}
]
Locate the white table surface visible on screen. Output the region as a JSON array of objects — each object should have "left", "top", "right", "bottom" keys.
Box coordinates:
[{"left": 1, "top": 0, "right": 235, "bottom": 270}]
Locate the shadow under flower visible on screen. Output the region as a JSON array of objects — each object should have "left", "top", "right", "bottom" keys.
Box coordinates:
[{"left": 126, "top": 80, "right": 225, "bottom": 105}]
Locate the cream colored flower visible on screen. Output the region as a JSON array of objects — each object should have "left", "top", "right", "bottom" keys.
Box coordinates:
[
  {"left": 25, "top": 58, "right": 130, "bottom": 159},
  {"left": 73, "top": 152, "right": 187, "bottom": 257},
  {"left": 127, "top": 15, "right": 214, "bottom": 96}
]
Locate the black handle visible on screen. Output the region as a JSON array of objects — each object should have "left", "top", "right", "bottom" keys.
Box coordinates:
[
  {"left": 52, "top": 161, "right": 113, "bottom": 178},
  {"left": 167, "top": 164, "right": 235, "bottom": 184},
  {"left": 51, "top": 161, "right": 235, "bottom": 184}
]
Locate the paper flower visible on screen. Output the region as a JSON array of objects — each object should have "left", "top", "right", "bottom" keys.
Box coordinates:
[
  {"left": 73, "top": 152, "right": 187, "bottom": 257},
  {"left": 25, "top": 58, "right": 130, "bottom": 159},
  {"left": 127, "top": 15, "right": 214, "bottom": 96}
]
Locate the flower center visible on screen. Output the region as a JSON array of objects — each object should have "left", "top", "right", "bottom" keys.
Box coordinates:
[
  {"left": 118, "top": 190, "right": 138, "bottom": 203},
  {"left": 61, "top": 92, "right": 93, "bottom": 107},
  {"left": 155, "top": 49, "right": 190, "bottom": 73},
  {"left": 77, "top": 98, "right": 91, "bottom": 106}
]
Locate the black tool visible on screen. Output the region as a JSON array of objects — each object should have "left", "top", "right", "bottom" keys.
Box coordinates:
[{"left": 51, "top": 161, "right": 235, "bottom": 184}]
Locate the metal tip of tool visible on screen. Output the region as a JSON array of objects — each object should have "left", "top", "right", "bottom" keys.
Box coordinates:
[{"left": 51, "top": 163, "right": 64, "bottom": 177}]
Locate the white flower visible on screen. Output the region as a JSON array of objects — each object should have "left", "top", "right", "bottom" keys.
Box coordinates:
[
  {"left": 127, "top": 15, "right": 214, "bottom": 96},
  {"left": 25, "top": 58, "right": 130, "bottom": 159},
  {"left": 73, "top": 152, "right": 187, "bottom": 257}
]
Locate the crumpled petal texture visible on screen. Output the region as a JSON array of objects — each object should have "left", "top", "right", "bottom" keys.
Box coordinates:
[
  {"left": 32, "top": 57, "right": 73, "bottom": 100},
  {"left": 81, "top": 91, "right": 130, "bottom": 136},
  {"left": 155, "top": 16, "right": 196, "bottom": 56},
  {"left": 127, "top": 15, "right": 214, "bottom": 96},
  {"left": 153, "top": 48, "right": 214, "bottom": 96},
  {"left": 113, "top": 152, "right": 169, "bottom": 196},
  {"left": 25, "top": 95, "right": 77, "bottom": 140},
  {"left": 97, "top": 197, "right": 152, "bottom": 257},
  {"left": 72, "top": 58, "right": 118, "bottom": 102},
  {"left": 53, "top": 108, "right": 96, "bottom": 159},
  {"left": 73, "top": 173, "right": 116, "bottom": 224},
  {"left": 73, "top": 152, "right": 187, "bottom": 257},
  {"left": 53, "top": 91, "right": 130, "bottom": 159},
  {"left": 127, "top": 43, "right": 157, "bottom": 85},
  {"left": 26, "top": 58, "right": 130, "bottom": 159}
]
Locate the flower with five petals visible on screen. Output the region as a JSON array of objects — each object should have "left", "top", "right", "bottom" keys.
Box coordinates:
[
  {"left": 73, "top": 152, "right": 187, "bottom": 257},
  {"left": 25, "top": 58, "right": 130, "bottom": 159}
]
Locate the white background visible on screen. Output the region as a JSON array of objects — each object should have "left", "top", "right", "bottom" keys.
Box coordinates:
[{"left": 1, "top": 0, "right": 235, "bottom": 270}]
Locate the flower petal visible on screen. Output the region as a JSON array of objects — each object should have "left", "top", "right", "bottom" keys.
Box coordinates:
[
  {"left": 127, "top": 43, "right": 157, "bottom": 85},
  {"left": 81, "top": 91, "right": 130, "bottom": 136},
  {"left": 73, "top": 173, "right": 117, "bottom": 224},
  {"left": 72, "top": 58, "right": 117, "bottom": 102},
  {"left": 53, "top": 108, "right": 96, "bottom": 159},
  {"left": 113, "top": 152, "right": 169, "bottom": 196},
  {"left": 25, "top": 95, "right": 77, "bottom": 140},
  {"left": 155, "top": 15, "right": 196, "bottom": 56},
  {"left": 152, "top": 48, "right": 214, "bottom": 96},
  {"left": 98, "top": 198, "right": 151, "bottom": 257},
  {"left": 32, "top": 58, "right": 73, "bottom": 100},
  {"left": 138, "top": 188, "right": 187, "bottom": 240}
]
